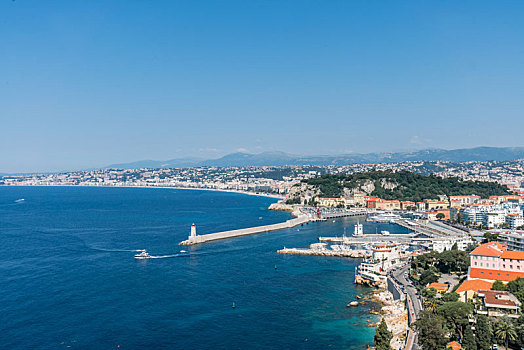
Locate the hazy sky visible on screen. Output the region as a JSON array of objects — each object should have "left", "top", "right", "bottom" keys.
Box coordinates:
[{"left": 2, "top": 1, "right": 524, "bottom": 173}]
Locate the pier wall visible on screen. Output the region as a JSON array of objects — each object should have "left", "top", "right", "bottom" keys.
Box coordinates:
[
  {"left": 180, "top": 215, "right": 310, "bottom": 245},
  {"left": 388, "top": 277, "right": 403, "bottom": 301}
]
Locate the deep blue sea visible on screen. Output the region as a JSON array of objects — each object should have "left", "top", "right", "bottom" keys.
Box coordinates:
[{"left": 0, "top": 187, "right": 408, "bottom": 349}]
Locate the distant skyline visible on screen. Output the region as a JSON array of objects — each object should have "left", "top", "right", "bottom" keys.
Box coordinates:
[{"left": 2, "top": 1, "right": 524, "bottom": 173}]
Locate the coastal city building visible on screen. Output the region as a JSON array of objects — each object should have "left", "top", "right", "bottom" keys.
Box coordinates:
[
  {"left": 476, "top": 289, "right": 522, "bottom": 318},
  {"left": 356, "top": 243, "right": 402, "bottom": 287},
  {"left": 468, "top": 242, "right": 524, "bottom": 282},
  {"left": 499, "top": 231, "right": 524, "bottom": 251}
]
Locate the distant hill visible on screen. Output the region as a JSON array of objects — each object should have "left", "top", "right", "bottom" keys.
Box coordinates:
[
  {"left": 105, "top": 157, "right": 204, "bottom": 169},
  {"left": 286, "top": 170, "right": 511, "bottom": 204},
  {"left": 103, "top": 146, "right": 524, "bottom": 169}
]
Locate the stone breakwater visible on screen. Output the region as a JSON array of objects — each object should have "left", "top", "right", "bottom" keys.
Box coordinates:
[{"left": 179, "top": 211, "right": 310, "bottom": 245}]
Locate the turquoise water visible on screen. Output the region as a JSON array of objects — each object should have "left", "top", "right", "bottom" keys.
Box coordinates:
[{"left": 0, "top": 186, "right": 395, "bottom": 349}]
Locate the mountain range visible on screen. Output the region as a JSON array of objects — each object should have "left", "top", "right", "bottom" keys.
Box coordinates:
[{"left": 104, "top": 146, "right": 524, "bottom": 169}]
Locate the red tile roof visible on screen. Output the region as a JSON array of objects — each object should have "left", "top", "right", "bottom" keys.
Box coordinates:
[
  {"left": 447, "top": 341, "right": 462, "bottom": 350},
  {"left": 469, "top": 268, "right": 524, "bottom": 282},
  {"left": 478, "top": 289, "right": 520, "bottom": 308},
  {"left": 501, "top": 250, "right": 524, "bottom": 260},
  {"left": 456, "top": 279, "right": 493, "bottom": 293},
  {"left": 470, "top": 242, "right": 506, "bottom": 257}
]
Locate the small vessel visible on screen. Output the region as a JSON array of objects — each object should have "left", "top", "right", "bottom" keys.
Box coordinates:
[
  {"left": 180, "top": 250, "right": 187, "bottom": 253},
  {"left": 15, "top": 198, "right": 25, "bottom": 203},
  {"left": 232, "top": 302, "right": 236, "bottom": 309},
  {"left": 347, "top": 301, "right": 359, "bottom": 307},
  {"left": 381, "top": 230, "right": 390, "bottom": 236},
  {"left": 134, "top": 250, "right": 151, "bottom": 259}
]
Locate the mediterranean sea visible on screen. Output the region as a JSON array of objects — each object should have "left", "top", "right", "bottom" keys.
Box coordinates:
[{"left": 0, "top": 186, "right": 406, "bottom": 349}]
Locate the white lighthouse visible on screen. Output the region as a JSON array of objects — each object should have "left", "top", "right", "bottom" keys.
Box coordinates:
[
  {"left": 354, "top": 222, "right": 363, "bottom": 236},
  {"left": 189, "top": 223, "right": 197, "bottom": 243}
]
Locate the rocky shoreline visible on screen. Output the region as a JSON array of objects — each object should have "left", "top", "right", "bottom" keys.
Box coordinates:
[{"left": 370, "top": 290, "right": 409, "bottom": 349}]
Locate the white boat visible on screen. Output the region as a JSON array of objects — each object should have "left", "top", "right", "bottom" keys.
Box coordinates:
[
  {"left": 15, "top": 198, "right": 25, "bottom": 203},
  {"left": 367, "top": 213, "right": 401, "bottom": 222},
  {"left": 134, "top": 250, "right": 151, "bottom": 259},
  {"left": 180, "top": 250, "right": 187, "bottom": 253},
  {"left": 381, "top": 230, "right": 390, "bottom": 236}
]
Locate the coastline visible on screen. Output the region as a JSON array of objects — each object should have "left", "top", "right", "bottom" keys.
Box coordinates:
[{"left": 0, "top": 184, "right": 285, "bottom": 200}]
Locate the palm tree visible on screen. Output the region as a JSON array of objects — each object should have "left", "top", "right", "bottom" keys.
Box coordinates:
[{"left": 494, "top": 319, "right": 517, "bottom": 350}]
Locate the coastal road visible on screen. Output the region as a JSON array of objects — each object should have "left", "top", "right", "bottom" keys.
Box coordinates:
[{"left": 390, "top": 263, "right": 423, "bottom": 350}]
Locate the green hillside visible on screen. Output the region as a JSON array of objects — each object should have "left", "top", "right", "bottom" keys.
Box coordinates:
[{"left": 302, "top": 170, "right": 511, "bottom": 202}]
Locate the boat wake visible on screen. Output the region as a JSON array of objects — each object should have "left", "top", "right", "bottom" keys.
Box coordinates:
[{"left": 149, "top": 254, "right": 184, "bottom": 259}]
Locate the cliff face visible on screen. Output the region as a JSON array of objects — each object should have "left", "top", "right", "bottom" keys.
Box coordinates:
[{"left": 286, "top": 183, "right": 320, "bottom": 204}]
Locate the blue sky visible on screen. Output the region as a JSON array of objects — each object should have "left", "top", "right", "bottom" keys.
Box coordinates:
[{"left": 1, "top": 1, "right": 524, "bottom": 172}]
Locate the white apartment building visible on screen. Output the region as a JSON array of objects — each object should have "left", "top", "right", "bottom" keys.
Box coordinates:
[
  {"left": 432, "top": 237, "right": 475, "bottom": 252},
  {"left": 499, "top": 231, "right": 524, "bottom": 251},
  {"left": 506, "top": 214, "right": 524, "bottom": 230},
  {"left": 463, "top": 203, "right": 523, "bottom": 228}
]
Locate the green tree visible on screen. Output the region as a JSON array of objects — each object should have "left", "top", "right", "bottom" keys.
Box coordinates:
[
  {"left": 491, "top": 280, "right": 506, "bottom": 291},
  {"left": 425, "top": 287, "right": 438, "bottom": 299},
  {"left": 494, "top": 318, "right": 517, "bottom": 350},
  {"left": 374, "top": 319, "right": 393, "bottom": 350},
  {"left": 462, "top": 324, "right": 477, "bottom": 350},
  {"left": 483, "top": 232, "right": 499, "bottom": 243},
  {"left": 420, "top": 269, "right": 439, "bottom": 286},
  {"left": 515, "top": 315, "right": 524, "bottom": 349},
  {"left": 415, "top": 311, "right": 449, "bottom": 350},
  {"left": 436, "top": 213, "right": 445, "bottom": 220},
  {"left": 506, "top": 277, "right": 524, "bottom": 304},
  {"left": 441, "top": 292, "right": 459, "bottom": 303},
  {"left": 437, "top": 302, "right": 474, "bottom": 341},
  {"left": 475, "top": 315, "right": 492, "bottom": 350}
]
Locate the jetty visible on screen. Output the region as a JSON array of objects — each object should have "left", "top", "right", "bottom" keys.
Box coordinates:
[{"left": 179, "top": 212, "right": 311, "bottom": 245}]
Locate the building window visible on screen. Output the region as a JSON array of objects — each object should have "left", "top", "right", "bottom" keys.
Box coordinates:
[{"left": 474, "top": 262, "right": 477, "bottom": 266}]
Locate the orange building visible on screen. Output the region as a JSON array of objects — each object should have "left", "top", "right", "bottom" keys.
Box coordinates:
[{"left": 427, "top": 282, "right": 449, "bottom": 293}]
